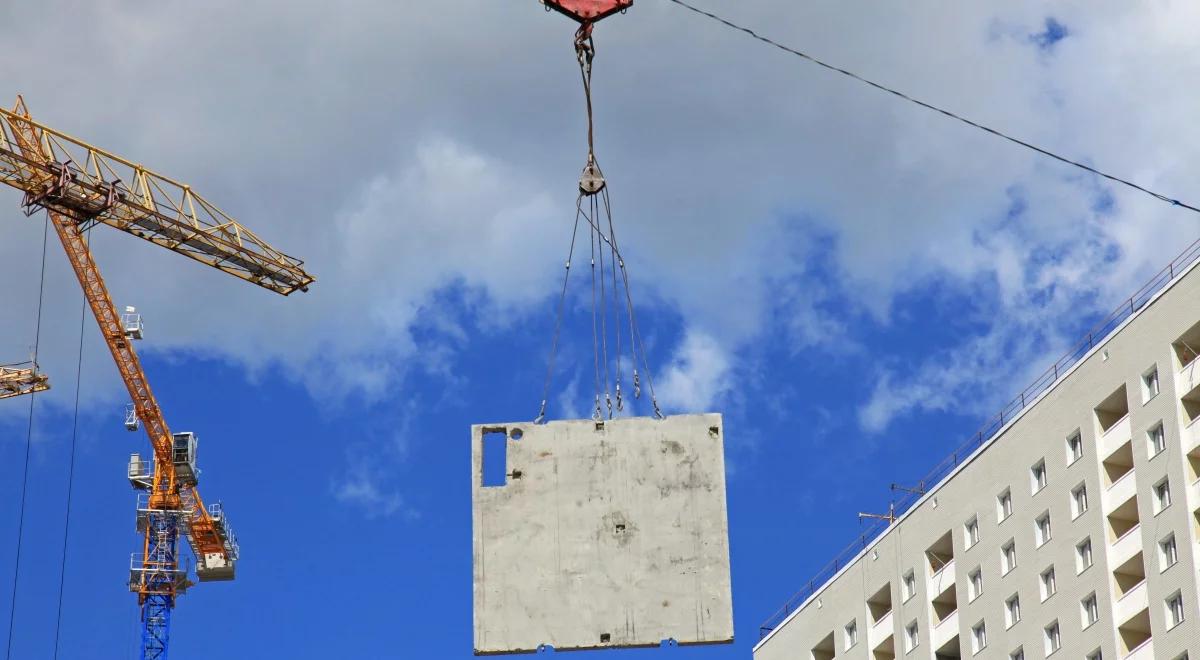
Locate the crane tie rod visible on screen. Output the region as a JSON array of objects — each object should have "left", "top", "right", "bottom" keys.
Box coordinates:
[{"left": 665, "top": 0, "right": 1200, "bottom": 217}]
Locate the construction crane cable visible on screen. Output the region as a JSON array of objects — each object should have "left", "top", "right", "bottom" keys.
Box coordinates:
[
  {"left": 5, "top": 215, "right": 49, "bottom": 660},
  {"left": 53, "top": 232, "right": 88, "bottom": 660},
  {"left": 602, "top": 188, "right": 663, "bottom": 418},
  {"left": 536, "top": 198, "right": 586, "bottom": 424},
  {"left": 576, "top": 24, "right": 597, "bottom": 158},
  {"left": 589, "top": 197, "right": 602, "bottom": 419},
  {"left": 596, "top": 193, "right": 614, "bottom": 419},
  {"left": 609, "top": 197, "right": 624, "bottom": 413},
  {"left": 663, "top": 0, "right": 1200, "bottom": 217},
  {"left": 538, "top": 13, "right": 664, "bottom": 421}
]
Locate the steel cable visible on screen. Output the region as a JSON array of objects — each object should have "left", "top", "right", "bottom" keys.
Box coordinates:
[
  {"left": 52, "top": 231, "right": 88, "bottom": 660},
  {"left": 537, "top": 198, "right": 586, "bottom": 423},
  {"left": 664, "top": 0, "right": 1200, "bottom": 216},
  {"left": 5, "top": 215, "right": 49, "bottom": 660}
]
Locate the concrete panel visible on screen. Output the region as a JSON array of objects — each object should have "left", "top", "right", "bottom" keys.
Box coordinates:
[{"left": 472, "top": 414, "right": 733, "bottom": 654}]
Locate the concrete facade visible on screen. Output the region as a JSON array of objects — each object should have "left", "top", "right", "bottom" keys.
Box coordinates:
[
  {"left": 755, "top": 261, "right": 1200, "bottom": 660},
  {"left": 472, "top": 414, "right": 734, "bottom": 654}
]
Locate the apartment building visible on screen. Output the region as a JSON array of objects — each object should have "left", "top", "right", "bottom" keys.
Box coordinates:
[{"left": 754, "top": 251, "right": 1200, "bottom": 660}]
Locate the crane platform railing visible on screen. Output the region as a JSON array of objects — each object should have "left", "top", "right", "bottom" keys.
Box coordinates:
[
  {"left": 127, "top": 552, "right": 192, "bottom": 595},
  {"left": 0, "top": 103, "right": 313, "bottom": 296},
  {"left": 0, "top": 362, "right": 48, "bottom": 400},
  {"left": 758, "top": 234, "right": 1200, "bottom": 639}
]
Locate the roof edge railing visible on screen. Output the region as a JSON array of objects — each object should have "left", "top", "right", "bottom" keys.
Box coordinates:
[{"left": 758, "top": 235, "right": 1200, "bottom": 640}]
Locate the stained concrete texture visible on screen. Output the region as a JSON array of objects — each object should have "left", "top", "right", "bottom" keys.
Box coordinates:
[{"left": 471, "top": 414, "right": 734, "bottom": 655}]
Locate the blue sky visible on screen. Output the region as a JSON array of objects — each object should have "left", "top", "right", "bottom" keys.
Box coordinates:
[{"left": 2, "top": 1, "right": 1200, "bottom": 659}]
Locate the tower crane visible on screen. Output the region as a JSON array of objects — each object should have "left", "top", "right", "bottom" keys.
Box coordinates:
[{"left": 0, "top": 96, "right": 314, "bottom": 659}]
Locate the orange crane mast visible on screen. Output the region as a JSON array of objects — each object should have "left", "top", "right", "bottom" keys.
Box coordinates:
[{"left": 0, "top": 96, "right": 314, "bottom": 659}]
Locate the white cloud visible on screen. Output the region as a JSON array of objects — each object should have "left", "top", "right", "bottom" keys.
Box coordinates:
[
  {"left": 332, "top": 467, "right": 408, "bottom": 520},
  {"left": 0, "top": 1, "right": 1198, "bottom": 496},
  {"left": 332, "top": 410, "right": 418, "bottom": 520},
  {"left": 657, "top": 330, "right": 732, "bottom": 413}
]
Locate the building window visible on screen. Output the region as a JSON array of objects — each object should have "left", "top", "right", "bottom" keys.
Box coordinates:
[
  {"left": 1001, "top": 541, "right": 1017, "bottom": 575},
  {"left": 1035, "top": 512, "right": 1052, "bottom": 546},
  {"left": 1154, "top": 478, "right": 1172, "bottom": 513},
  {"left": 1071, "top": 484, "right": 1089, "bottom": 519},
  {"left": 971, "top": 621, "right": 986, "bottom": 654},
  {"left": 997, "top": 488, "right": 1013, "bottom": 522},
  {"left": 968, "top": 567, "right": 983, "bottom": 601},
  {"left": 1081, "top": 592, "right": 1098, "bottom": 628},
  {"left": 1142, "top": 365, "right": 1160, "bottom": 403},
  {"left": 1076, "top": 538, "right": 1093, "bottom": 573},
  {"left": 1010, "top": 648, "right": 1025, "bottom": 660},
  {"left": 902, "top": 570, "right": 916, "bottom": 602},
  {"left": 1067, "top": 431, "right": 1083, "bottom": 464},
  {"left": 1148, "top": 422, "right": 1166, "bottom": 457},
  {"left": 1167, "top": 591, "right": 1185, "bottom": 628},
  {"left": 905, "top": 621, "right": 919, "bottom": 653},
  {"left": 1039, "top": 566, "right": 1056, "bottom": 601},
  {"left": 1005, "top": 593, "right": 1021, "bottom": 628},
  {"left": 1044, "top": 621, "right": 1061, "bottom": 655},
  {"left": 1160, "top": 534, "right": 1179, "bottom": 570},
  {"left": 965, "top": 517, "right": 980, "bottom": 548},
  {"left": 1031, "top": 460, "right": 1048, "bottom": 494},
  {"left": 844, "top": 619, "right": 857, "bottom": 649}
]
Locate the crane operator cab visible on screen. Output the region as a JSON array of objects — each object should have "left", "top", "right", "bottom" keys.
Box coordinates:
[
  {"left": 121, "top": 306, "right": 143, "bottom": 340},
  {"left": 172, "top": 432, "right": 199, "bottom": 487}
]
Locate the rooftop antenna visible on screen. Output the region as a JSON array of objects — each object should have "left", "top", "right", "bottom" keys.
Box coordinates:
[{"left": 858, "top": 501, "right": 897, "bottom": 526}]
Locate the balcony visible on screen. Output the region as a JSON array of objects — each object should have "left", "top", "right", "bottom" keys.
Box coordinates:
[
  {"left": 930, "top": 608, "right": 959, "bottom": 651},
  {"left": 1183, "top": 382, "right": 1200, "bottom": 430},
  {"left": 871, "top": 633, "right": 896, "bottom": 660},
  {"left": 1099, "top": 415, "right": 1133, "bottom": 458},
  {"left": 868, "top": 610, "right": 894, "bottom": 652},
  {"left": 1114, "top": 577, "right": 1149, "bottom": 625},
  {"left": 925, "top": 531, "right": 956, "bottom": 595},
  {"left": 927, "top": 558, "right": 956, "bottom": 595},
  {"left": 1184, "top": 415, "right": 1200, "bottom": 455},
  {"left": 1126, "top": 639, "right": 1155, "bottom": 660},
  {"left": 1110, "top": 522, "right": 1142, "bottom": 567},
  {"left": 1104, "top": 464, "right": 1138, "bottom": 511},
  {"left": 1107, "top": 495, "right": 1141, "bottom": 545},
  {"left": 1117, "top": 607, "right": 1152, "bottom": 659},
  {"left": 1187, "top": 476, "right": 1200, "bottom": 511}
]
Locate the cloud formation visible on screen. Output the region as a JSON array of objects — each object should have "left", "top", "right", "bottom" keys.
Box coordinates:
[{"left": 1, "top": 1, "right": 1198, "bottom": 444}]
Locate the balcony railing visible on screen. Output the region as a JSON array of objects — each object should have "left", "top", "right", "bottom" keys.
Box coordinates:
[{"left": 758, "top": 236, "right": 1200, "bottom": 640}]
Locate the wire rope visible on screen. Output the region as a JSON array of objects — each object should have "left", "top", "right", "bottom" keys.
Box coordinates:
[
  {"left": 5, "top": 215, "right": 50, "bottom": 660},
  {"left": 537, "top": 199, "right": 586, "bottom": 423},
  {"left": 52, "top": 229, "right": 88, "bottom": 660},
  {"left": 664, "top": 0, "right": 1200, "bottom": 216}
]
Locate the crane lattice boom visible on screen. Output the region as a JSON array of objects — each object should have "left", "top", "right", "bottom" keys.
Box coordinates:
[{"left": 0, "top": 99, "right": 312, "bottom": 296}]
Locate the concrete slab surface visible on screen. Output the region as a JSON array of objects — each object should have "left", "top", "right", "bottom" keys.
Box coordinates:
[{"left": 472, "top": 414, "right": 733, "bottom": 654}]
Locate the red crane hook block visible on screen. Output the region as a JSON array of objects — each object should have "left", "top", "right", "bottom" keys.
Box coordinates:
[{"left": 543, "top": 0, "right": 632, "bottom": 23}]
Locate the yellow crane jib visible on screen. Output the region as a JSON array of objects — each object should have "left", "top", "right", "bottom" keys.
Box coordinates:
[{"left": 0, "top": 97, "right": 313, "bottom": 296}]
